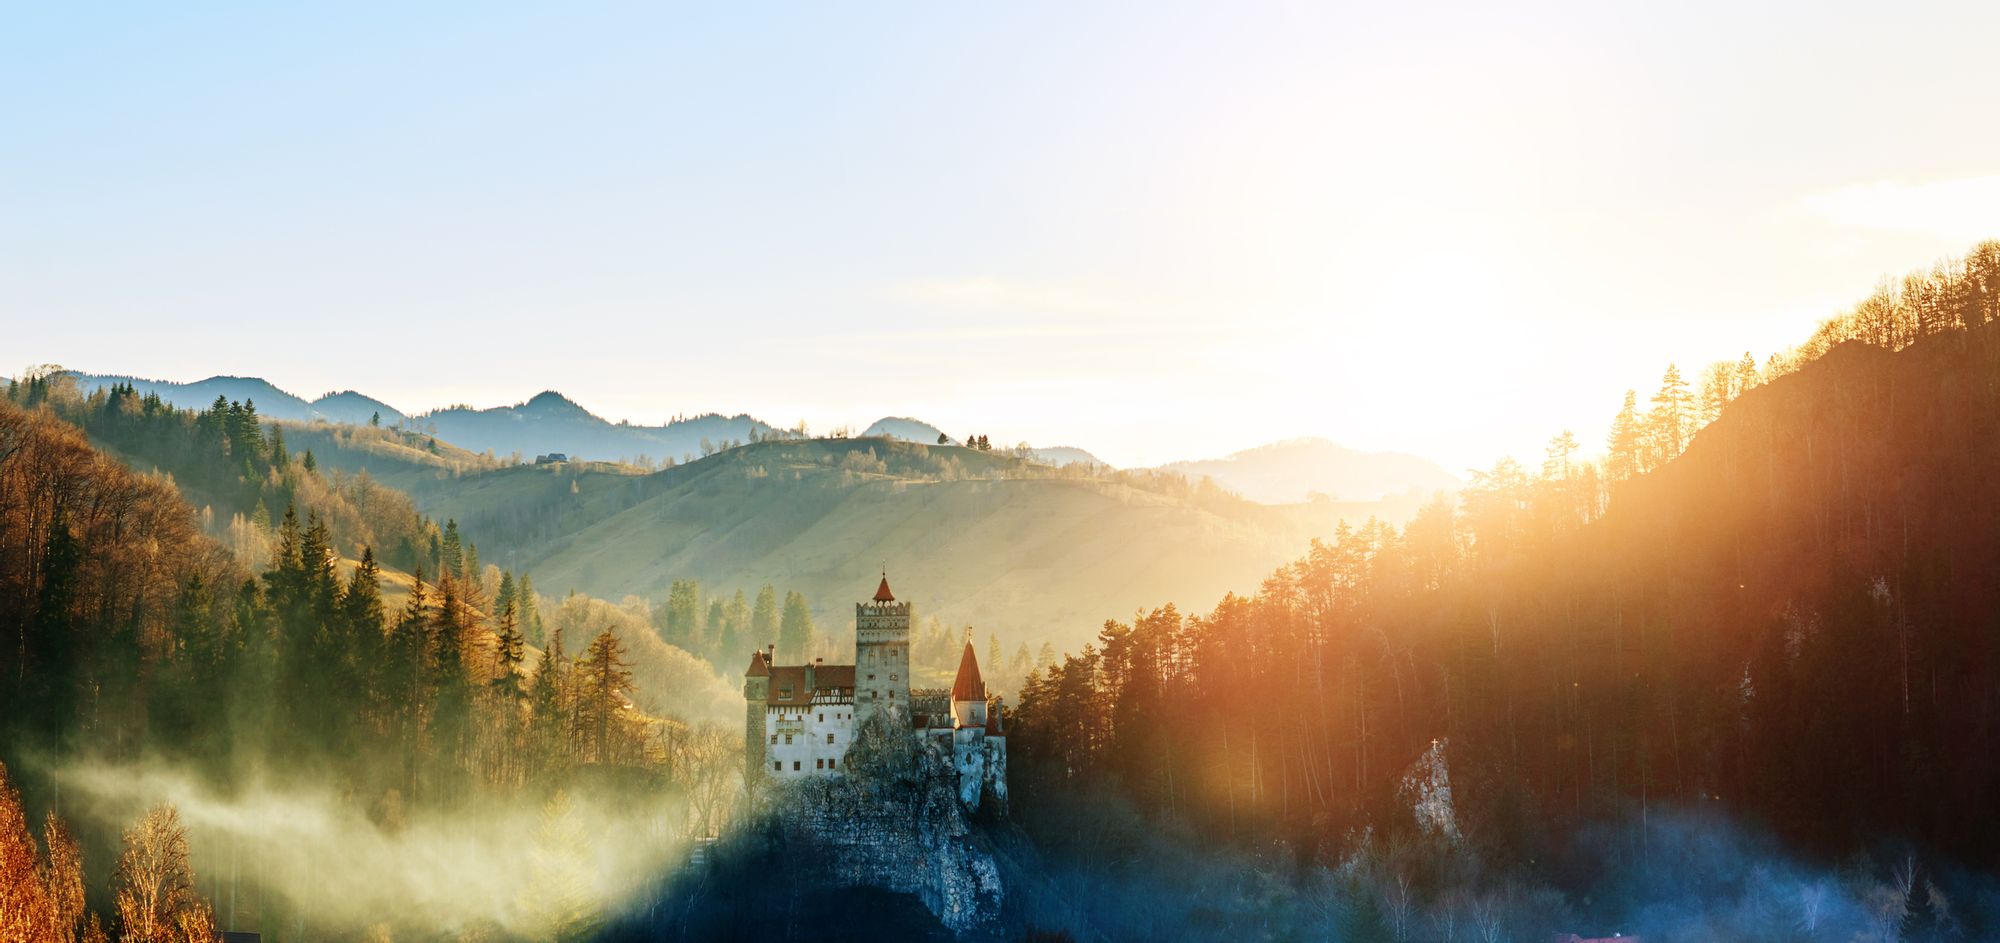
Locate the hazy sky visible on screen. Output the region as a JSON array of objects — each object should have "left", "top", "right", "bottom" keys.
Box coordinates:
[{"left": 7, "top": 2, "right": 2000, "bottom": 470}]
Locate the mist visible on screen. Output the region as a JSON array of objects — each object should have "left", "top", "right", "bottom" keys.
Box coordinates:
[{"left": 51, "top": 757, "right": 696, "bottom": 940}]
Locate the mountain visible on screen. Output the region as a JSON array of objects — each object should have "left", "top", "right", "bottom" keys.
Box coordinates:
[
  {"left": 73, "top": 372, "right": 318, "bottom": 420},
  {"left": 412, "top": 392, "right": 776, "bottom": 463},
  {"left": 862, "top": 416, "right": 953, "bottom": 444},
  {"left": 310, "top": 389, "right": 407, "bottom": 426},
  {"left": 69, "top": 372, "right": 412, "bottom": 426},
  {"left": 68, "top": 372, "right": 777, "bottom": 464},
  {"left": 1027, "top": 446, "right": 1104, "bottom": 467},
  {"left": 862, "top": 417, "right": 1106, "bottom": 467},
  {"left": 1157, "top": 436, "right": 1460, "bottom": 503}
]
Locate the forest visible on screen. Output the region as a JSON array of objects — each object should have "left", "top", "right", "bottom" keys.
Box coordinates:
[
  {"left": 1007, "top": 240, "right": 2000, "bottom": 939},
  {"left": 6, "top": 239, "right": 2000, "bottom": 940},
  {"left": 0, "top": 387, "right": 743, "bottom": 940}
]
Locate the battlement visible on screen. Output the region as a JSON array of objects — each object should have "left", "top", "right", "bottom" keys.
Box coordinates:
[{"left": 856, "top": 600, "right": 912, "bottom": 617}]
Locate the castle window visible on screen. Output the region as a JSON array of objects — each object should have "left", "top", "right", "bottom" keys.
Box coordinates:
[
  {"left": 891, "top": 674, "right": 898, "bottom": 682},
  {"left": 829, "top": 757, "right": 837, "bottom": 769},
  {"left": 818, "top": 713, "right": 823, "bottom": 722},
  {"left": 826, "top": 733, "right": 834, "bottom": 744},
  {"left": 816, "top": 759, "right": 824, "bottom": 769},
  {"left": 769, "top": 734, "right": 776, "bottom": 744},
  {"left": 784, "top": 734, "right": 793, "bottom": 745},
  {"left": 793, "top": 761, "right": 800, "bottom": 771},
  {"left": 773, "top": 761, "right": 781, "bottom": 771}
]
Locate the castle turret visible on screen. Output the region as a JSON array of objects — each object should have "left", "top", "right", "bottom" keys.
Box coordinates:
[
  {"left": 950, "top": 632, "right": 987, "bottom": 730},
  {"left": 855, "top": 573, "right": 911, "bottom": 728},
  {"left": 743, "top": 645, "right": 772, "bottom": 779}
]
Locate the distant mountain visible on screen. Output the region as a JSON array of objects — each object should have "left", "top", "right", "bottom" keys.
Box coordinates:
[
  {"left": 862, "top": 416, "right": 954, "bottom": 444},
  {"left": 311, "top": 390, "right": 407, "bottom": 426},
  {"left": 68, "top": 373, "right": 778, "bottom": 464},
  {"left": 1158, "top": 437, "right": 1460, "bottom": 504},
  {"left": 412, "top": 392, "right": 776, "bottom": 463},
  {"left": 74, "top": 373, "right": 318, "bottom": 420},
  {"left": 861, "top": 417, "right": 1107, "bottom": 468},
  {"left": 1027, "top": 446, "right": 1105, "bottom": 467},
  {"left": 70, "top": 373, "right": 410, "bottom": 426}
]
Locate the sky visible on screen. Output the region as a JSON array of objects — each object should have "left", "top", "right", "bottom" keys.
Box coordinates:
[{"left": 6, "top": 2, "right": 2000, "bottom": 471}]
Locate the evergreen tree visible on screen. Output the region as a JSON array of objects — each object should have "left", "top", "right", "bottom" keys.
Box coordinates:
[
  {"left": 529, "top": 618, "right": 569, "bottom": 775},
  {"left": 517, "top": 574, "right": 543, "bottom": 646},
  {"left": 750, "top": 584, "right": 779, "bottom": 649},
  {"left": 663, "top": 579, "right": 703, "bottom": 651},
  {"left": 778, "top": 591, "right": 814, "bottom": 662},
  {"left": 440, "top": 520, "right": 464, "bottom": 581},
  {"left": 492, "top": 596, "right": 526, "bottom": 707},
  {"left": 1647, "top": 363, "right": 1693, "bottom": 465},
  {"left": 1605, "top": 389, "right": 1643, "bottom": 481},
  {"left": 576, "top": 629, "right": 633, "bottom": 765}
]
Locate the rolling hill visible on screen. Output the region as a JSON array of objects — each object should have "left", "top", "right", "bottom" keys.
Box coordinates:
[
  {"left": 357, "top": 437, "right": 1423, "bottom": 654},
  {"left": 1157, "top": 436, "right": 1461, "bottom": 503},
  {"left": 410, "top": 391, "right": 776, "bottom": 464}
]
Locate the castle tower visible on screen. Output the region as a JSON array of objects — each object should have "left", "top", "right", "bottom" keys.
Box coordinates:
[
  {"left": 949, "top": 631, "right": 987, "bottom": 730},
  {"left": 855, "top": 573, "right": 911, "bottom": 729},
  {"left": 743, "top": 646, "right": 772, "bottom": 779}
]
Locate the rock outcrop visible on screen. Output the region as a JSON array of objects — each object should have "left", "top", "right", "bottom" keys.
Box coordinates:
[{"left": 769, "top": 736, "right": 1004, "bottom": 936}]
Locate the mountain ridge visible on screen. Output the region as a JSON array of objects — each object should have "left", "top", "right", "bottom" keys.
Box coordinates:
[{"left": 1156, "top": 435, "right": 1461, "bottom": 503}]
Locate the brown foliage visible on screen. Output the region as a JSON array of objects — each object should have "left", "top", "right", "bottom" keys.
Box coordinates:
[
  {"left": 0, "top": 398, "right": 237, "bottom": 673},
  {"left": 0, "top": 760, "right": 91, "bottom": 942}
]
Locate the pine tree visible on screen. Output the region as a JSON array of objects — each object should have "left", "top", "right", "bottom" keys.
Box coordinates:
[
  {"left": 440, "top": 520, "right": 464, "bottom": 580},
  {"left": 492, "top": 596, "right": 526, "bottom": 707},
  {"left": 751, "top": 584, "right": 779, "bottom": 649},
  {"left": 664, "top": 579, "right": 703, "bottom": 651},
  {"left": 778, "top": 590, "right": 814, "bottom": 661},
  {"left": 517, "top": 574, "right": 542, "bottom": 645},
  {"left": 1605, "top": 390, "right": 1643, "bottom": 481},
  {"left": 1647, "top": 363, "right": 1693, "bottom": 465},
  {"left": 529, "top": 619, "right": 568, "bottom": 775},
  {"left": 577, "top": 629, "right": 634, "bottom": 765}
]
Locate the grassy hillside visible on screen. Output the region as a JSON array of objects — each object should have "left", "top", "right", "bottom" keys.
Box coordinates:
[{"left": 391, "top": 436, "right": 1424, "bottom": 653}]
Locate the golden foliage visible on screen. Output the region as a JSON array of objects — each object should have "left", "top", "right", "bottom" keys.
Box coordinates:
[{"left": 114, "top": 804, "right": 217, "bottom": 943}]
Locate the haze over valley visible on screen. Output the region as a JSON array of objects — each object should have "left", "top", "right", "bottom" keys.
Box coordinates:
[{"left": 10, "top": 4, "right": 2000, "bottom": 942}]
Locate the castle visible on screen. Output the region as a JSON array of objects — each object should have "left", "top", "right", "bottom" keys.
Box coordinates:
[{"left": 744, "top": 575, "right": 1007, "bottom": 811}]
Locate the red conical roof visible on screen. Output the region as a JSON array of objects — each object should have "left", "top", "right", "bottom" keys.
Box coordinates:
[
  {"left": 874, "top": 575, "right": 895, "bottom": 602},
  {"left": 951, "top": 637, "right": 985, "bottom": 702},
  {"left": 744, "top": 649, "right": 769, "bottom": 677}
]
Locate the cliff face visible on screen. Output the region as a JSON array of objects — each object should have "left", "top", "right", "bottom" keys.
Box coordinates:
[{"left": 775, "top": 737, "right": 1005, "bottom": 936}]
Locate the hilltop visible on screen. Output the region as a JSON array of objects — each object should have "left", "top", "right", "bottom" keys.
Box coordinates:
[{"left": 861, "top": 416, "right": 1106, "bottom": 467}]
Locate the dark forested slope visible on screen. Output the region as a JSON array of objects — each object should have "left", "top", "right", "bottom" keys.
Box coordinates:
[{"left": 1014, "top": 320, "right": 2000, "bottom": 874}]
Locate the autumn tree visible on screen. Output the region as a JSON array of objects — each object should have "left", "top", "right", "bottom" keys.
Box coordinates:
[
  {"left": 576, "top": 629, "right": 635, "bottom": 765},
  {"left": 114, "top": 805, "right": 216, "bottom": 943}
]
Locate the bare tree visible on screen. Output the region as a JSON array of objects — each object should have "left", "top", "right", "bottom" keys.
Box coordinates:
[{"left": 114, "top": 804, "right": 217, "bottom": 943}]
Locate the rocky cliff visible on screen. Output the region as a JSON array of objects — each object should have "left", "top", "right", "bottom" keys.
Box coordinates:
[{"left": 775, "top": 736, "right": 1004, "bottom": 936}]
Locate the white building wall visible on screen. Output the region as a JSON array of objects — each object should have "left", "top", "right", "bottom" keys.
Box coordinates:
[{"left": 765, "top": 700, "right": 856, "bottom": 780}]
